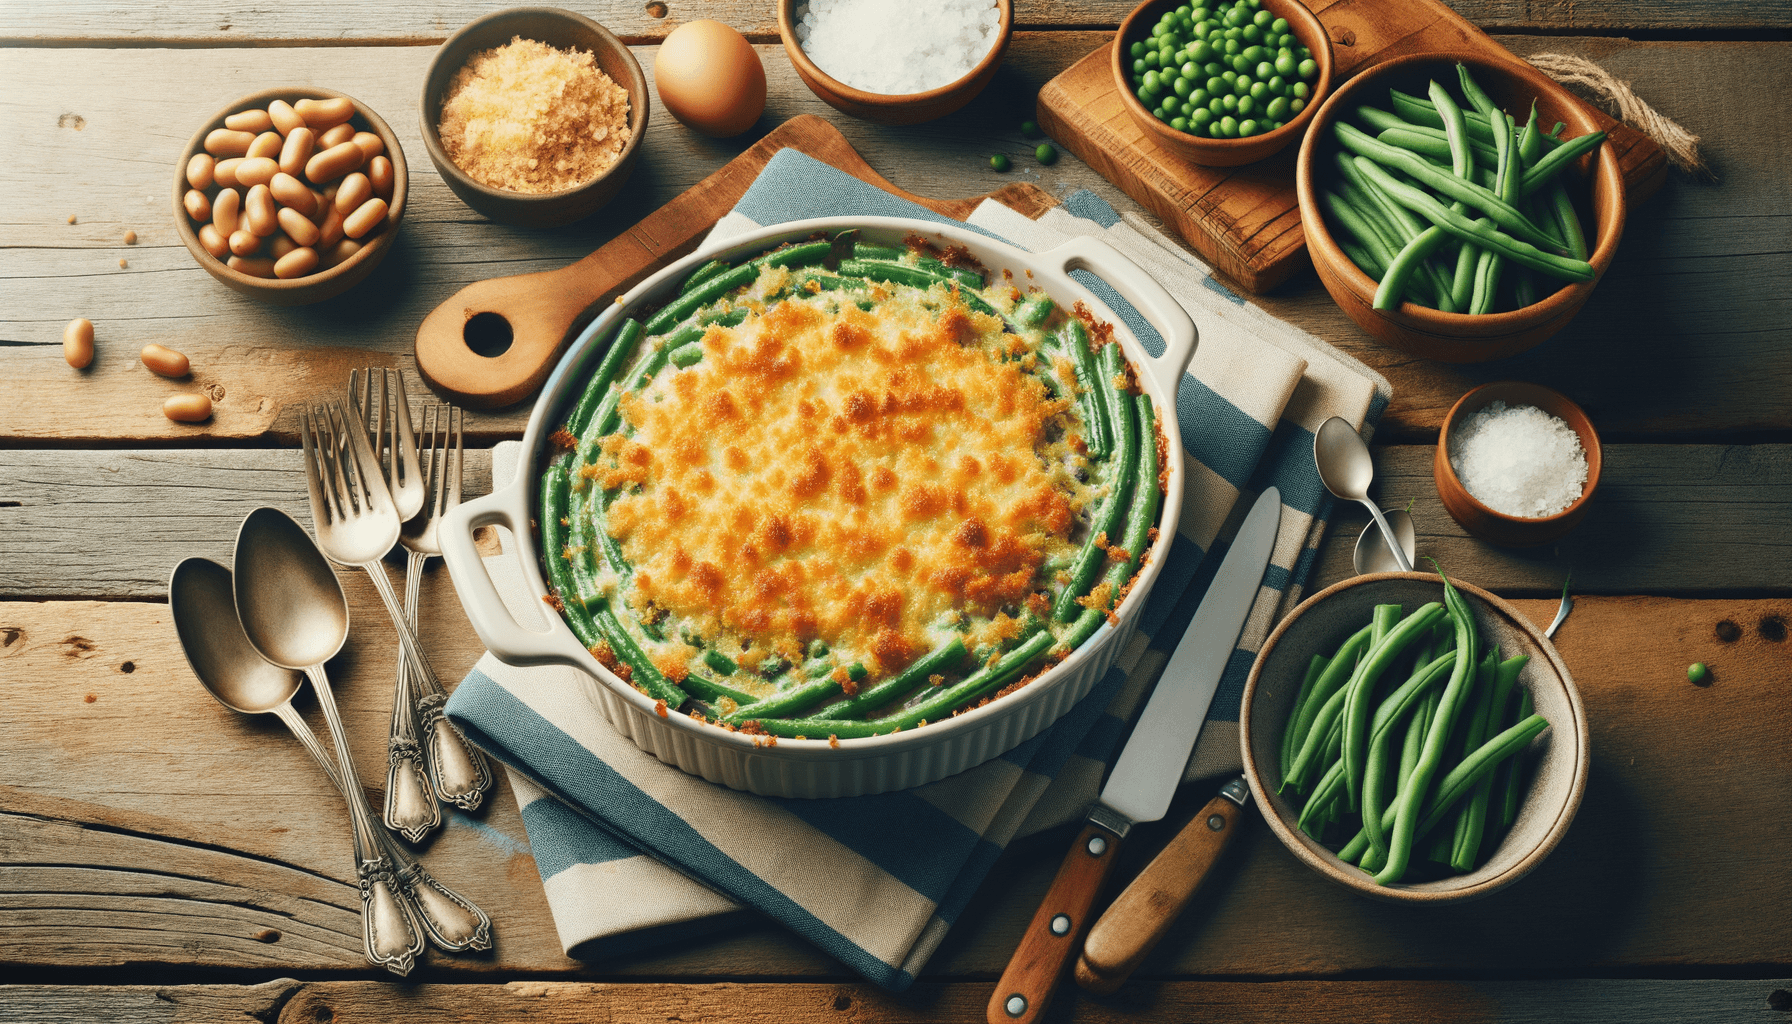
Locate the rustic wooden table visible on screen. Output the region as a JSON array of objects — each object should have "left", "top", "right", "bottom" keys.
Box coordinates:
[{"left": 4, "top": 3, "right": 1789, "bottom": 1021}]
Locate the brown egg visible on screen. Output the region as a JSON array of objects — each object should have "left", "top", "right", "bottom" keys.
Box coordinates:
[{"left": 654, "top": 19, "right": 766, "bottom": 138}]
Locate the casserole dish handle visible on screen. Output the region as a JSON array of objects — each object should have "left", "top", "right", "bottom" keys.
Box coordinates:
[
  {"left": 440, "top": 474, "right": 592, "bottom": 668},
  {"left": 1043, "top": 234, "right": 1198, "bottom": 397}
]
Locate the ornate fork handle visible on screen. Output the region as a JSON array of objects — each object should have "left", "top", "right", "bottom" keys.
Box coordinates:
[
  {"left": 416, "top": 690, "right": 494, "bottom": 811},
  {"left": 385, "top": 548, "right": 442, "bottom": 840}
]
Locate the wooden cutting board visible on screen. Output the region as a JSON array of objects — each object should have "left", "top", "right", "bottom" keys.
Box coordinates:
[
  {"left": 415, "top": 115, "right": 1058, "bottom": 409},
  {"left": 1037, "top": 0, "right": 1669, "bottom": 295}
]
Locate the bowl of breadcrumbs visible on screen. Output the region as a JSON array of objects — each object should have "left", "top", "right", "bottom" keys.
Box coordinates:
[{"left": 422, "top": 7, "right": 649, "bottom": 227}]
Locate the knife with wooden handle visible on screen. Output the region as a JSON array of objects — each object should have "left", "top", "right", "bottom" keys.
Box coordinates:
[
  {"left": 1074, "top": 777, "right": 1251, "bottom": 994},
  {"left": 987, "top": 488, "right": 1282, "bottom": 1024}
]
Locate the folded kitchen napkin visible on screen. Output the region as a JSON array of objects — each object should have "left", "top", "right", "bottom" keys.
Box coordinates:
[{"left": 445, "top": 149, "right": 1390, "bottom": 989}]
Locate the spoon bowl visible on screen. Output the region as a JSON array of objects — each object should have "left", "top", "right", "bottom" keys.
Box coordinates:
[
  {"left": 1315, "top": 416, "right": 1413, "bottom": 573},
  {"left": 1354, "top": 509, "right": 1417, "bottom": 576},
  {"left": 233, "top": 506, "right": 350, "bottom": 670},
  {"left": 171, "top": 558, "right": 304, "bottom": 715}
]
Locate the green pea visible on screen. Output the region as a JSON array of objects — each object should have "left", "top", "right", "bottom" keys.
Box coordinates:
[
  {"left": 1181, "top": 61, "right": 1200, "bottom": 79},
  {"left": 1255, "top": 8, "right": 1274, "bottom": 25},
  {"left": 1160, "top": 96, "right": 1181, "bottom": 116},
  {"left": 1687, "top": 662, "right": 1710, "bottom": 684},
  {"left": 1233, "top": 75, "right": 1251, "bottom": 96},
  {"left": 1152, "top": 107, "right": 1168, "bottom": 121},
  {"left": 1241, "top": 23, "right": 1261, "bottom": 43},
  {"left": 1193, "top": 21, "right": 1212, "bottom": 39},
  {"left": 1132, "top": 58, "right": 1146, "bottom": 74},
  {"left": 1237, "top": 94, "right": 1255, "bottom": 116},
  {"left": 1224, "top": 37, "right": 1241, "bottom": 55},
  {"left": 1241, "top": 44, "right": 1265, "bottom": 63},
  {"left": 1191, "top": 40, "right": 1213, "bottom": 62},
  {"left": 1298, "top": 45, "right": 1312, "bottom": 59},
  {"left": 1289, "top": 95, "right": 1305, "bottom": 114},
  {"left": 1265, "top": 95, "right": 1289, "bottom": 120},
  {"left": 1256, "top": 61, "right": 1275, "bottom": 80},
  {"left": 989, "top": 153, "right": 1011, "bottom": 172},
  {"left": 1191, "top": 88, "right": 1209, "bottom": 106},
  {"left": 1292, "top": 80, "right": 1309, "bottom": 98},
  {"left": 1230, "top": 53, "right": 1249, "bottom": 73},
  {"left": 1220, "top": 68, "right": 1237, "bottom": 82},
  {"left": 1193, "top": 6, "right": 1210, "bottom": 20},
  {"left": 1225, "top": 5, "right": 1248, "bottom": 27},
  {"left": 1176, "top": 3, "right": 1191, "bottom": 14},
  {"left": 1221, "top": 93, "right": 1238, "bottom": 111},
  {"left": 1218, "top": 114, "right": 1239, "bottom": 137},
  {"left": 1204, "top": 61, "right": 1224, "bottom": 75},
  {"left": 1190, "top": 107, "right": 1213, "bottom": 127},
  {"left": 1143, "top": 69, "right": 1160, "bottom": 90},
  {"left": 1145, "top": 51, "right": 1161, "bottom": 68},
  {"left": 1274, "top": 51, "right": 1296, "bottom": 76},
  {"left": 1208, "top": 96, "right": 1225, "bottom": 115},
  {"left": 1223, "top": 27, "right": 1240, "bottom": 41},
  {"left": 1272, "top": 16, "right": 1289, "bottom": 32},
  {"left": 1206, "top": 75, "right": 1225, "bottom": 95},
  {"left": 1239, "top": 117, "right": 1259, "bottom": 136},
  {"left": 1021, "top": 120, "right": 1039, "bottom": 137},
  {"left": 1035, "top": 143, "right": 1058, "bottom": 165},
  {"left": 1248, "top": 81, "right": 1267, "bottom": 100},
  {"left": 1174, "top": 77, "right": 1193, "bottom": 97},
  {"left": 1299, "top": 57, "right": 1318, "bottom": 79},
  {"left": 1171, "top": 116, "right": 1189, "bottom": 132},
  {"left": 1130, "top": 40, "right": 1146, "bottom": 58},
  {"left": 1267, "top": 74, "right": 1286, "bottom": 94}
]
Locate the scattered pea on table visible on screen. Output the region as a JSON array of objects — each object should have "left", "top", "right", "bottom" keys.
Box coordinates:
[
  {"left": 1687, "top": 662, "right": 1710, "bottom": 685},
  {"left": 990, "top": 153, "right": 1011, "bottom": 172},
  {"left": 1035, "top": 143, "right": 1058, "bottom": 165},
  {"left": 1020, "top": 120, "right": 1039, "bottom": 137}
]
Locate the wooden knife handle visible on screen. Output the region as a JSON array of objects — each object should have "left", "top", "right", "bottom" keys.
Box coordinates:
[
  {"left": 1074, "top": 781, "right": 1250, "bottom": 995},
  {"left": 987, "top": 819, "right": 1124, "bottom": 1024}
]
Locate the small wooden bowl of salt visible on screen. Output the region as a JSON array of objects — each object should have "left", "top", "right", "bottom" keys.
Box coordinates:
[
  {"left": 778, "top": 0, "right": 1012, "bottom": 125},
  {"left": 1435, "top": 382, "right": 1603, "bottom": 547}
]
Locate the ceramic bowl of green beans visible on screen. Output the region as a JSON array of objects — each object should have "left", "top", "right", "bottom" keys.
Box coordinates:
[
  {"left": 1239, "top": 571, "right": 1590, "bottom": 904},
  {"left": 1112, "top": 0, "right": 1333, "bottom": 167},
  {"left": 1296, "top": 52, "right": 1627, "bottom": 363}
]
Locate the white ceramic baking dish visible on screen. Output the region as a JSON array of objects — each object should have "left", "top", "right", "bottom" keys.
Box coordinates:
[{"left": 441, "top": 215, "right": 1198, "bottom": 798}]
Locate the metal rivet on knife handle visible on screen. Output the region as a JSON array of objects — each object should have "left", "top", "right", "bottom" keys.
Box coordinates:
[
  {"left": 985, "top": 820, "right": 1124, "bottom": 1024},
  {"left": 1073, "top": 779, "right": 1253, "bottom": 996}
]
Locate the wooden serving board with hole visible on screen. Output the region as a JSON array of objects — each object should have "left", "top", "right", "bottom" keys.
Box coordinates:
[
  {"left": 1036, "top": 0, "right": 1669, "bottom": 295},
  {"left": 414, "top": 114, "right": 1059, "bottom": 409}
]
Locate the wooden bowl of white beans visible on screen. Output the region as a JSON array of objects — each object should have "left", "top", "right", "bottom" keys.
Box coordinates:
[{"left": 173, "top": 87, "right": 407, "bottom": 306}]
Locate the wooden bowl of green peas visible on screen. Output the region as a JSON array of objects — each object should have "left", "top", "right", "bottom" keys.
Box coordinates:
[
  {"left": 1112, "top": 0, "right": 1333, "bottom": 167},
  {"left": 1295, "top": 52, "right": 1628, "bottom": 363},
  {"left": 1240, "top": 571, "right": 1591, "bottom": 903}
]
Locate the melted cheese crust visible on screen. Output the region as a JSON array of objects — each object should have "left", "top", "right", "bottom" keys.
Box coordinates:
[{"left": 597, "top": 283, "right": 1081, "bottom": 674}]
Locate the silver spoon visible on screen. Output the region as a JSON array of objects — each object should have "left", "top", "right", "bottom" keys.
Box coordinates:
[
  {"left": 169, "top": 554, "right": 494, "bottom": 961},
  {"left": 1354, "top": 508, "right": 1417, "bottom": 575},
  {"left": 225, "top": 508, "right": 433, "bottom": 974},
  {"left": 1315, "top": 416, "right": 1413, "bottom": 573}
]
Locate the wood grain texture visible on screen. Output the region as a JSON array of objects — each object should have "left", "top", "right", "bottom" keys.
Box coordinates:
[
  {"left": 4, "top": 1, "right": 1784, "bottom": 45},
  {"left": 5, "top": 37, "right": 1783, "bottom": 444},
  {"left": 1310, "top": 444, "right": 1792, "bottom": 597},
  {"left": 3, "top": 596, "right": 1787, "bottom": 979},
  {"left": 1037, "top": 0, "right": 1667, "bottom": 293},
  {"left": 3, "top": 444, "right": 1783, "bottom": 601},
  {"left": 4, "top": 977, "right": 1792, "bottom": 1023}
]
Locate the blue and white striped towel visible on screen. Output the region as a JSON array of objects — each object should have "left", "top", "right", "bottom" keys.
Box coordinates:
[{"left": 445, "top": 150, "right": 1389, "bottom": 989}]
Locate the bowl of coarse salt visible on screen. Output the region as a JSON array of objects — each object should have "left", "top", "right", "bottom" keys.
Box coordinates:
[
  {"left": 1435, "top": 382, "right": 1603, "bottom": 547},
  {"left": 778, "top": 0, "right": 1012, "bottom": 125}
]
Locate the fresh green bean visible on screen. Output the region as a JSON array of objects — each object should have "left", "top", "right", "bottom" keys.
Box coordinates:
[
  {"left": 1374, "top": 226, "right": 1454, "bottom": 311},
  {"left": 678, "top": 259, "right": 731, "bottom": 296},
  {"left": 1052, "top": 367, "right": 1139, "bottom": 622},
  {"left": 1517, "top": 102, "right": 1542, "bottom": 167},
  {"left": 1351, "top": 158, "right": 1596, "bottom": 282},
  {"left": 1454, "top": 63, "right": 1499, "bottom": 122},
  {"left": 1343, "top": 604, "right": 1445, "bottom": 812},
  {"left": 1341, "top": 240, "right": 1386, "bottom": 279},
  {"left": 1298, "top": 759, "right": 1348, "bottom": 832},
  {"left": 1519, "top": 131, "right": 1606, "bottom": 197},
  {"left": 1388, "top": 89, "right": 1560, "bottom": 152},
  {"left": 1468, "top": 112, "right": 1517, "bottom": 315},
  {"left": 1498, "top": 688, "right": 1535, "bottom": 827},
  {"left": 1282, "top": 654, "right": 1332, "bottom": 780},
  {"left": 1399, "top": 686, "right": 1440, "bottom": 797},
  {"left": 1060, "top": 318, "right": 1112, "bottom": 459},
  {"left": 1338, "top": 153, "right": 1456, "bottom": 309},
  {"left": 1282, "top": 625, "right": 1375, "bottom": 791},
  {"left": 1549, "top": 180, "right": 1589, "bottom": 262},
  {"left": 1428, "top": 80, "right": 1475, "bottom": 181},
  {"left": 1373, "top": 563, "right": 1478, "bottom": 885},
  {"left": 1337, "top": 124, "right": 1558, "bottom": 248},
  {"left": 811, "top": 639, "right": 969, "bottom": 721},
  {"left": 1449, "top": 650, "right": 1499, "bottom": 868},
  {"left": 1324, "top": 190, "right": 1403, "bottom": 274},
  {"left": 851, "top": 242, "right": 985, "bottom": 288},
  {"left": 1454, "top": 654, "right": 1528, "bottom": 869}
]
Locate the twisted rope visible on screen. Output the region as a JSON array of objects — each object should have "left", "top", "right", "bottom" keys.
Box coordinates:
[{"left": 1525, "top": 52, "right": 1715, "bottom": 181}]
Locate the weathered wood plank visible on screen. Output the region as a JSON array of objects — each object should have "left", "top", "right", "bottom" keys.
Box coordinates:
[
  {"left": 1310, "top": 444, "right": 1792, "bottom": 597},
  {"left": 4, "top": 978, "right": 1792, "bottom": 1023},
  {"left": 3, "top": 596, "right": 1788, "bottom": 977},
  {"left": 3, "top": 37, "right": 1787, "bottom": 445},
  {"left": 4, "top": 444, "right": 1785, "bottom": 601},
  {"left": 2, "top": 1, "right": 1783, "bottom": 45}
]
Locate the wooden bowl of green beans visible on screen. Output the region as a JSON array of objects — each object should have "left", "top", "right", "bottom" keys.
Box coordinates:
[
  {"left": 1295, "top": 52, "right": 1627, "bottom": 363},
  {"left": 1113, "top": 0, "right": 1333, "bottom": 167},
  {"left": 1240, "top": 571, "right": 1590, "bottom": 903}
]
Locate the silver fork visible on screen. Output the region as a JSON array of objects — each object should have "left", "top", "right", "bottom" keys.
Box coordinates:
[
  {"left": 301, "top": 400, "right": 493, "bottom": 813},
  {"left": 349, "top": 369, "right": 439, "bottom": 840},
  {"left": 298, "top": 406, "right": 495, "bottom": 953},
  {"left": 401, "top": 403, "right": 495, "bottom": 812}
]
